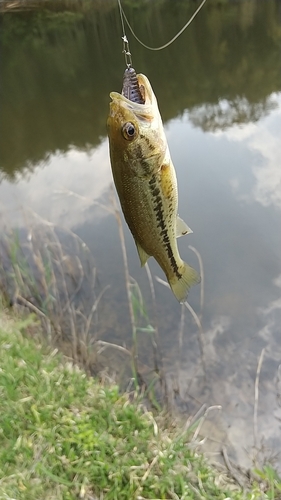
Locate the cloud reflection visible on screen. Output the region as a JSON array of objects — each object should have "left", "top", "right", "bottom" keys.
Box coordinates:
[
  {"left": 0, "top": 140, "right": 112, "bottom": 229},
  {"left": 212, "top": 92, "right": 281, "bottom": 209}
]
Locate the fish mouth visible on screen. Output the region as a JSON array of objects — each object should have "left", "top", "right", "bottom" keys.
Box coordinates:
[
  {"left": 109, "top": 71, "right": 155, "bottom": 121},
  {"left": 122, "top": 67, "right": 145, "bottom": 104}
]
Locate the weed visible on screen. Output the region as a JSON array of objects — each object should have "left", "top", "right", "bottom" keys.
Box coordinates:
[{"left": 0, "top": 216, "right": 107, "bottom": 367}]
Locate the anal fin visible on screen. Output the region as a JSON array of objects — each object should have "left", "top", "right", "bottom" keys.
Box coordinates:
[{"left": 176, "top": 216, "right": 193, "bottom": 238}]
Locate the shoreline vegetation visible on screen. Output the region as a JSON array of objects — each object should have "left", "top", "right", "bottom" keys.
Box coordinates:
[{"left": 0, "top": 306, "right": 280, "bottom": 499}]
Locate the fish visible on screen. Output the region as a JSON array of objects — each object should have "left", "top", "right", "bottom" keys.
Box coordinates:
[{"left": 107, "top": 67, "right": 200, "bottom": 303}]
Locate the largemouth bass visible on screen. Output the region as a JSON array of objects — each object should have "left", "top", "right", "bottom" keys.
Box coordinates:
[{"left": 107, "top": 68, "right": 200, "bottom": 302}]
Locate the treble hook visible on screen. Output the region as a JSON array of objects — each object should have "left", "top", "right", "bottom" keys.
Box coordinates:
[{"left": 122, "top": 35, "right": 133, "bottom": 68}]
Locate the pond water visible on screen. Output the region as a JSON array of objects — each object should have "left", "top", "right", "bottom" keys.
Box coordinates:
[{"left": 1, "top": 0, "right": 281, "bottom": 470}]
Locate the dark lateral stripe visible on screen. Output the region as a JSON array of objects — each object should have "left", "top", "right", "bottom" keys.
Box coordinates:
[
  {"left": 136, "top": 144, "right": 152, "bottom": 175},
  {"left": 149, "top": 174, "right": 181, "bottom": 279}
]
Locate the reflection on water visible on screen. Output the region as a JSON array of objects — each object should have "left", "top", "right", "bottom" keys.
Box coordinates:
[
  {"left": 1, "top": 0, "right": 281, "bottom": 175},
  {"left": 188, "top": 96, "right": 278, "bottom": 131},
  {"left": 0, "top": 145, "right": 110, "bottom": 228},
  {"left": 212, "top": 94, "right": 281, "bottom": 210},
  {"left": 1, "top": 0, "right": 281, "bottom": 468}
]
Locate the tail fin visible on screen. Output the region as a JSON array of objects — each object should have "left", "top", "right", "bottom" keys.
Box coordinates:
[{"left": 169, "top": 262, "right": 201, "bottom": 303}]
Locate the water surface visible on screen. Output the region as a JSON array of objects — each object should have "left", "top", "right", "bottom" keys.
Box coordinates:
[{"left": 1, "top": 0, "right": 281, "bottom": 468}]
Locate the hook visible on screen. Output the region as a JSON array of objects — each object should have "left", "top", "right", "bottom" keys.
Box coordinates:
[{"left": 122, "top": 35, "right": 133, "bottom": 68}]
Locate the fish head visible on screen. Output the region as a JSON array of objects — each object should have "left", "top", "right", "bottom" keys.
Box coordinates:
[{"left": 107, "top": 73, "right": 167, "bottom": 174}]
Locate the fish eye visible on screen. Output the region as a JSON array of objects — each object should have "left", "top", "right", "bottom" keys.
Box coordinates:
[{"left": 122, "top": 122, "right": 137, "bottom": 141}]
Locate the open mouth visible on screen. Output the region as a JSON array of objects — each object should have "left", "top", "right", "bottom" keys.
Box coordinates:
[{"left": 122, "top": 67, "right": 145, "bottom": 104}]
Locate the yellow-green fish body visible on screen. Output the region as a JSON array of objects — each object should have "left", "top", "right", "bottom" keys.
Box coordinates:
[{"left": 107, "top": 72, "right": 200, "bottom": 302}]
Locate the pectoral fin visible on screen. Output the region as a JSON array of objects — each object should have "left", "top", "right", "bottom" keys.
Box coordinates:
[
  {"left": 176, "top": 216, "right": 193, "bottom": 238},
  {"left": 135, "top": 240, "right": 150, "bottom": 267}
]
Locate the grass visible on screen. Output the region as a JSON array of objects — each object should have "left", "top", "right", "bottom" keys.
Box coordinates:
[{"left": 1, "top": 308, "right": 281, "bottom": 500}]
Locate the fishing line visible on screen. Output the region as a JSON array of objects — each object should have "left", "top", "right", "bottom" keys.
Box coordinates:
[
  {"left": 117, "top": 0, "right": 207, "bottom": 58},
  {"left": 117, "top": 0, "right": 133, "bottom": 67}
]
